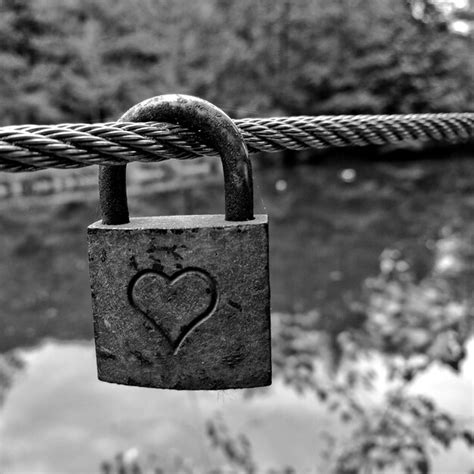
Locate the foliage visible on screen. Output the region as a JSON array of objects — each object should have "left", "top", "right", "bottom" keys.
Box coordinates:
[
  {"left": 333, "top": 391, "right": 472, "bottom": 474},
  {"left": 271, "top": 230, "right": 473, "bottom": 472},
  {"left": 363, "top": 246, "right": 473, "bottom": 379},
  {"left": 0, "top": 0, "right": 472, "bottom": 126},
  {"left": 206, "top": 415, "right": 256, "bottom": 474}
]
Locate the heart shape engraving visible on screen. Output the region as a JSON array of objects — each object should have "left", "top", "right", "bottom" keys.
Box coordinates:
[{"left": 128, "top": 268, "right": 218, "bottom": 355}]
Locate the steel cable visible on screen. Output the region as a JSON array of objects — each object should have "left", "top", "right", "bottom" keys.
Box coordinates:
[{"left": 0, "top": 113, "right": 472, "bottom": 172}]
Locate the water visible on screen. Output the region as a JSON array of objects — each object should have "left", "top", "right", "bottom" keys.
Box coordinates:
[
  {"left": 1, "top": 339, "right": 472, "bottom": 473},
  {"left": 0, "top": 156, "right": 473, "bottom": 472}
]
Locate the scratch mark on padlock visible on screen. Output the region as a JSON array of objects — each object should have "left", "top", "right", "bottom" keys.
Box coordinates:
[
  {"left": 152, "top": 262, "right": 164, "bottom": 272},
  {"left": 99, "top": 249, "right": 107, "bottom": 262},
  {"left": 129, "top": 256, "right": 138, "bottom": 270},
  {"left": 142, "top": 319, "right": 156, "bottom": 333},
  {"left": 130, "top": 350, "right": 153, "bottom": 366},
  {"left": 223, "top": 350, "right": 245, "bottom": 368},
  {"left": 151, "top": 244, "right": 187, "bottom": 261},
  {"left": 96, "top": 346, "right": 117, "bottom": 360},
  {"left": 228, "top": 300, "right": 242, "bottom": 312}
]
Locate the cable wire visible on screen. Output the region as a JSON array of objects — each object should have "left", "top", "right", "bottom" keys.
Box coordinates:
[{"left": 0, "top": 113, "right": 472, "bottom": 172}]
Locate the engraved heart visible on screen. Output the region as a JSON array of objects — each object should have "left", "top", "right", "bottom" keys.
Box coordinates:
[{"left": 128, "top": 268, "right": 218, "bottom": 354}]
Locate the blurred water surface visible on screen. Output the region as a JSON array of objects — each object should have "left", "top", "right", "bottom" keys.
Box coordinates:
[
  {"left": 0, "top": 154, "right": 473, "bottom": 472},
  {"left": 1, "top": 339, "right": 473, "bottom": 473}
]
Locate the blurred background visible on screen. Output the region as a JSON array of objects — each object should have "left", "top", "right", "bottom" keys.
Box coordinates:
[{"left": 0, "top": 0, "right": 473, "bottom": 472}]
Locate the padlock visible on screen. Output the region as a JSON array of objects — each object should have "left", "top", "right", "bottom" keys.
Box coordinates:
[{"left": 88, "top": 95, "right": 271, "bottom": 390}]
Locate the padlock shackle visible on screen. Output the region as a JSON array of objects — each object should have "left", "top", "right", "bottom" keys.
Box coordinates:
[{"left": 99, "top": 95, "right": 254, "bottom": 224}]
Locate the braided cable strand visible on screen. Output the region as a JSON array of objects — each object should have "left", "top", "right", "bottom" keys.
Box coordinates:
[{"left": 0, "top": 113, "right": 472, "bottom": 172}]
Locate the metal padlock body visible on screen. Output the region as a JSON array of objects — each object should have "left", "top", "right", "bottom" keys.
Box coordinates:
[
  {"left": 88, "top": 95, "right": 271, "bottom": 390},
  {"left": 88, "top": 214, "right": 269, "bottom": 389}
]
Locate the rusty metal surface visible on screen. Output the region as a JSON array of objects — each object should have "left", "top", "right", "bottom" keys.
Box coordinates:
[
  {"left": 99, "top": 94, "right": 253, "bottom": 224},
  {"left": 88, "top": 215, "right": 271, "bottom": 390}
]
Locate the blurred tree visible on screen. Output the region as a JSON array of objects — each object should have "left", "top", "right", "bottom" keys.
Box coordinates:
[
  {"left": 0, "top": 0, "right": 55, "bottom": 123},
  {"left": 261, "top": 0, "right": 473, "bottom": 114},
  {"left": 1, "top": 0, "right": 472, "bottom": 125}
]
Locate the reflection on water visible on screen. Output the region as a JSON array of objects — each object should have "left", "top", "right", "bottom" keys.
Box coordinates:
[
  {"left": 0, "top": 342, "right": 333, "bottom": 473},
  {"left": 0, "top": 157, "right": 473, "bottom": 472},
  {"left": 0, "top": 340, "right": 472, "bottom": 473}
]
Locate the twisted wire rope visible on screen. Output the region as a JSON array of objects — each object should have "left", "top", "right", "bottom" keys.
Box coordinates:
[{"left": 0, "top": 113, "right": 472, "bottom": 172}]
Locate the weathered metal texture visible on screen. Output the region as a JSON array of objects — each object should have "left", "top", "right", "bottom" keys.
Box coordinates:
[
  {"left": 88, "top": 215, "right": 271, "bottom": 390},
  {"left": 99, "top": 94, "right": 253, "bottom": 225},
  {"left": 90, "top": 94, "right": 271, "bottom": 390}
]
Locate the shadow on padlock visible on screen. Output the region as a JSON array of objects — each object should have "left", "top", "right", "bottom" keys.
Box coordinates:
[{"left": 87, "top": 95, "right": 271, "bottom": 390}]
